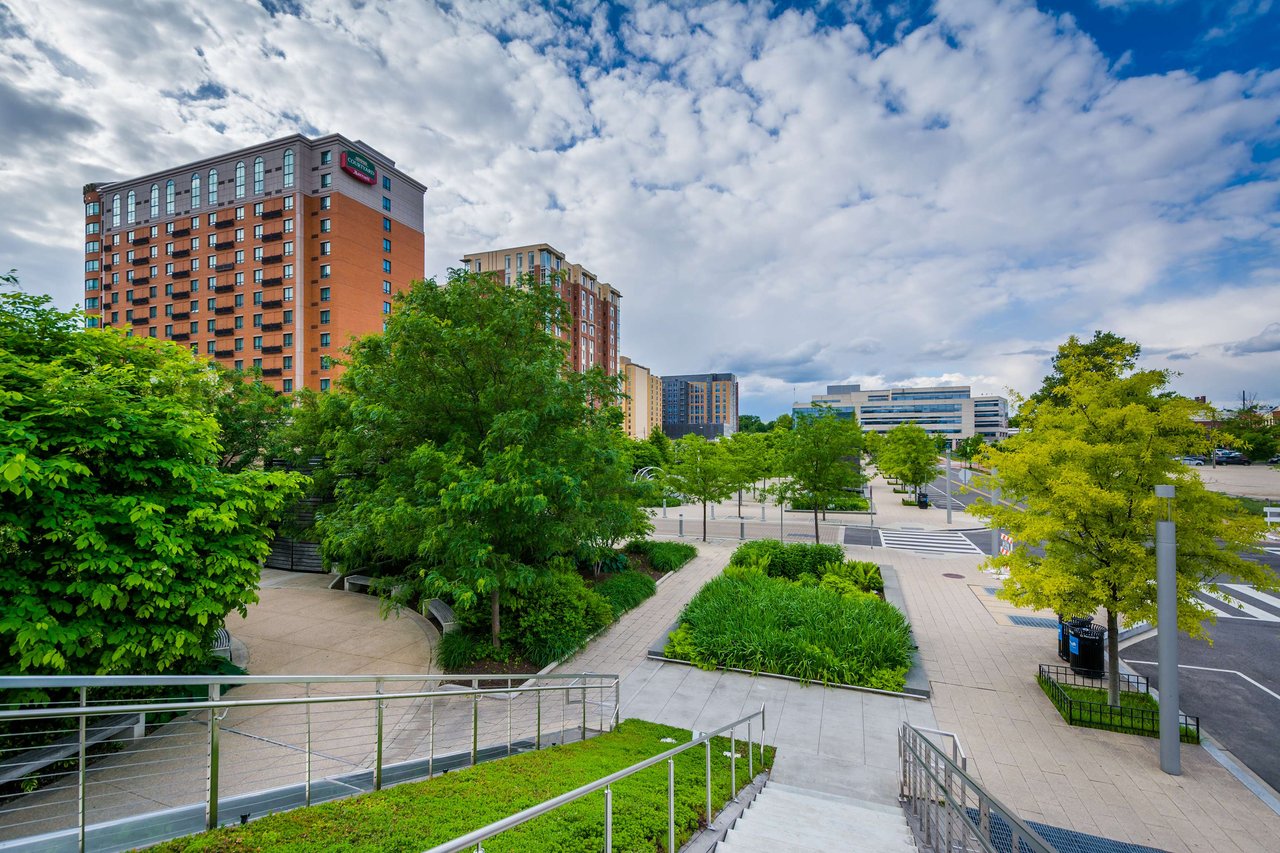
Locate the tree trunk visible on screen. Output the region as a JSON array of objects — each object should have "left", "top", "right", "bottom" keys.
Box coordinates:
[
  {"left": 738, "top": 489, "right": 743, "bottom": 516},
  {"left": 813, "top": 505, "right": 820, "bottom": 544},
  {"left": 1106, "top": 608, "right": 1120, "bottom": 706},
  {"left": 491, "top": 588, "right": 501, "bottom": 649},
  {"left": 702, "top": 500, "right": 708, "bottom": 542}
]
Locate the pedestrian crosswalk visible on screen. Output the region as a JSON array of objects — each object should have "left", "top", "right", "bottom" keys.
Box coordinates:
[
  {"left": 1196, "top": 584, "right": 1280, "bottom": 622},
  {"left": 877, "top": 528, "right": 984, "bottom": 555},
  {"left": 924, "top": 484, "right": 966, "bottom": 511}
]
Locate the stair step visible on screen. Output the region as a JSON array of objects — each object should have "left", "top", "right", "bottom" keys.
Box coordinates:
[
  {"left": 719, "top": 826, "right": 830, "bottom": 853},
  {"left": 766, "top": 782, "right": 906, "bottom": 816},
  {"left": 741, "top": 803, "right": 914, "bottom": 847},
  {"left": 747, "top": 791, "right": 911, "bottom": 832},
  {"left": 715, "top": 783, "right": 918, "bottom": 853}
]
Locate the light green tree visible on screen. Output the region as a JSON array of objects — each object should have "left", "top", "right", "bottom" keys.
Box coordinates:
[
  {"left": 0, "top": 286, "right": 305, "bottom": 675},
  {"left": 878, "top": 423, "right": 939, "bottom": 498},
  {"left": 955, "top": 434, "right": 986, "bottom": 465},
  {"left": 776, "top": 409, "right": 865, "bottom": 542},
  {"left": 724, "top": 430, "right": 771, "bottom": 513},
  {"left": 663, "top": 434, "right": 738, "bottom": 541},
  {"left": 968, "top": 335, "right": 1272, "bottom": 705}
]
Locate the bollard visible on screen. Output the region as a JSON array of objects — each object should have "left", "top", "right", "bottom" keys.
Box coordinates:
[
  {"left": 662, "top": 499, "right": 667, "bottom": 519},
  {"left": 710, "top": 504, "right": 716, "bottom": 520},
  {"left": 678, "top": 514, "right": 684, "bottom": 537},
  {"left": 760, "top": 504, "right": 765, "bottom": 521},
  {"left": 740, "top": 521, "right": 745, "bottom": 540}
]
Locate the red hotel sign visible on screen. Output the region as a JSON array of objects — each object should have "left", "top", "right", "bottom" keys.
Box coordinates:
[{"left": 340, "top": 150, "right": 377, "bottom": 185}]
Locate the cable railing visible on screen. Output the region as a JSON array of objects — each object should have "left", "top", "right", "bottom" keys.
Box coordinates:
[
  {"left": 899, "top": 723, "right": 1056, "bottom": 853},
  {"left": 423, "top": 705, "right": 766, "bottom": 853},
  {"left": 0, "top": 672, "right": 619, "bottom": 853}
]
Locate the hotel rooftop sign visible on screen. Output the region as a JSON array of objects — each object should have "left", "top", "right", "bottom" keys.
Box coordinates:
[{"left": 340, "top": 150, "right": 377, "bottom": 185}]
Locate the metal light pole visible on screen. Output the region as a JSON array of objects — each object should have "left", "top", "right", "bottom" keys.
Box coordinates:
[
  {"left": 989, "top": 466, "right": 1000, "bottom": 557},
  {"left": 1156, "top": 484, "right": 1181, "bottom": 775},
  {"left": 945, "top": 447, "right": 953, "bottom": 526}
]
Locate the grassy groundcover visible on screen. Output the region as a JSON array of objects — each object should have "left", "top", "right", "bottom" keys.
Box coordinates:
[
  {"left": 789, "top": 495, "right": 869, "bottom": 512},
  {"left": 1037, "top": 676, "right": 1199, "bottom": 743},
  {"left": 625, "top": 539, "right": 698, "bottom": 572},
  {"left": 152, "top": 720, "right": 772, "bottom": 853},
  {"left": 665, "top": 572, "right": 913, "bottom": 692}
]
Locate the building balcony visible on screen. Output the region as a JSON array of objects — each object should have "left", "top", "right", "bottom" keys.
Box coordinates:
[
  {"left": 261, "top": 209, "right": 284, "bottom": 220},
  {"left": 214, "top": 348, "right": 234, "bottom": 358},
  {"left": 172, "top": 227, "right": 191, "bottom": 238},
  {"left": 171, "top": 332, "right": 190, "bottom": 342},
  {"left": 215, "top": 240, "right": 235, "bottom": 250},
  {"left": 130, "top": 317, "right": 148, "bottom": 326},
  {"left": 170, "top": 290, "right": 189, "bottom": 300},
  {"left": 131, "top": 236, "right": 149, "bottom": 247},
  {"left": 215, "top": 218, "right": 234, "bottom": 229},
  {"left": 214, "top": 328, "right": 235, "bottom": 338},
  {"left": 214, "top": 306, "right": 235, "bottom": 316},
  {"left": 214, "top": 283, "right": 235, "bottom": 293},
  {"left": 171, "top": 249, "right": 190, "bottom": 259},
  {"left": 131, "top": 257, "right": 149, "bottom": 266},
  {"left": 172, "top": 270, "right": 191, "bottom": 279},
  {"left": 262, "top": 322, "right": 283, "bottom": 332},
  {"left": 103, "top": 264, "right": 113, "bottom": 271},
  {"left": 171, "top": 311, "right": 190, "bottom": 321},
  {"left": 132, "top": 276, "right": 149, "bottom": 286},
  {"left": 261, "top": 276, "right": 283, "bottom": 287},
  {"left": 262, "top": 345, "right": 283, "bottom": 355},
  {"left": 261, "top": 299, "right": 283, "bottom": 310},
  {"left": 261, "top": 367, "right": 283, "bottom": 377},
  {"left": 131, "top": 296, "right": 150, "bottom": 307},
  {"left": 261, "top": 254, "right": 283, "bottom": 265},
  {"left": 261, "top": 232, "right": 282, "bottom": 242},
  {"left": 215, "top": 263, "right": 235, "bottom": 273}
]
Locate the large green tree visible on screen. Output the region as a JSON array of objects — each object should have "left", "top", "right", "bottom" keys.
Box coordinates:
[
  {"left": 968, "top": 336, "right": 1271, "bottom": 705},
  {"left": 0, "top": 287, "right": 304, "bottom": 675},
  {"left": 1029, "top": 330, "right": 1139, "bottom": 406},
  {"left": 315, "top": 270, "right": 646, "bottom": 647},
  {"left": 663, "top": 434, "right": 738, "bottom": 541},
  {"left": 776, "top": 409, "right": 865, "bottom": 541},
  {"left": 877, "top": 422, "right": 939, "bottom": 497},
  {"left": 209, "top": 365, "right": 289, "bottom": 472}
]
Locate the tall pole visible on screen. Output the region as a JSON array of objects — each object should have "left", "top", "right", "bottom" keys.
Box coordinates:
[
  {"left": 945, "top": 447, "right": 953, "bottom": 526},
  {"left": 1155, "top": 484, "right": 1181, "bottom": 775},
  {"left": 989, "top": 466, "right": 1000, "bottom": 557}
]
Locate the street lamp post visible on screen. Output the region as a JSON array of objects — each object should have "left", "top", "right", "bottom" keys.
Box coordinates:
[
  {"left": 945, "top": 447, "right": 953, "bottom": 526},
  {"left": 1156, "top": 484, "right": 1180, "bottom": 775}
]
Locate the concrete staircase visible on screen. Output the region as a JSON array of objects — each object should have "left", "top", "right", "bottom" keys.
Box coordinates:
[{"left": 715, "top": 781, "right": 917, "bottom": 852}]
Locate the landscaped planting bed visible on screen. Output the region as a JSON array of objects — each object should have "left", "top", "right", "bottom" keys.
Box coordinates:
[
  {"left": 789, "top": 494, "right": 870, "bottom": 512},
  {"left": 151, "top": 720, "right": 773, "bottom": 852},
  {"left": 625, "top": 539, "right": 698, "bottom": 572},
  {"left": 1037, "top": 664, "right": 1199, "bottom": 743},
  {"left": 664, "top": 543, "right": 912, "bottom": 692}
]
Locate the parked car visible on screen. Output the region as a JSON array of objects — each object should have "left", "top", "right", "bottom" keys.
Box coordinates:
[
  {"left": 1269, "top": 455, "right": 1280, "bottom": 465},
  {"left": 1174, "top": 456, "right": 1205, "bottom": 467},
  {"left": 1214, "top": 450, "right": 1252, "bottom": 466}
]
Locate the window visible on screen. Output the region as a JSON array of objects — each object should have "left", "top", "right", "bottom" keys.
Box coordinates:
[
  {"left": 383, "top": 301, "right": 391, "bottom": 315},
  {"left": 282, "top": 286, "right": 294, "bottom": 301},
  {"left": 381, "top": 175, "right": 390, "bottom": 191},
  {"left": 208, "top": 169, "right": 218, "bottom": 205},
  {"left": 320, "top": 378, "right": 330, "bottom": 391},
  {"left": 383, "top": 280, "right": 391, "bottom": 294},
  {"left": 126, "top": 190, "right": 136, "bottom": 224},
  {"left": 319, "top": 310, "right": 330, "bottom": 324},
  {"left": 254, "top": 248, "right": 264, "bottom": 262},
  {"left": 382, "top": 217, "right": 391, "bottom": 232},
  {"left": 382, "top": 239, "right": 391, "bottom": 252},
  {"left": 190, "top": 258, "right": 200, "bottom": 272},
  {"left": 165, "top": 242, "right": 173, "bottom": 255},
  {"left": 320, "top": 219, "right": 331, "bottom": 233},
  {"left": 319, "top": 264, "right": 331, "bottom": 278},
  {"left": 320, "top": 150, "right": 332, "bottom": 165},
  {"left": 382, "top": 259, "right": 391, "bottom": 273},
  {"left": 234, "top": 360, "right": 243, "bottom": 371},
  {"left": 190, "top": 300, "right": 198, "bottom": 313},
  {"left": 235, "top": 272, "right": 244, "bottom": 285},
  {"left": 235, "top": 206, "right": 245, "bottom": 220},
  {"left": 111, "top": 194, "right": 121, "bottom": 228},
  {"left": 252, "top": 157, "right": 264, "bottom": 194},
  {"left": 283, "top": 379, "right": 293, "bottom": 392},
  {"left": 207, "top": 319, "right": 216, "bottom": 332},
  {"left": 165, "top": 263, "right": 174, "bottom": 275},
  {"left": 320, "top": 173, "right": 332, "bottom": 188},
  {"left": 234, "top": 161, "right": 245, "bottom": 198},
  {"left": 283, "top": 149, "right": 294, "bottom": 188},
  {"left": 235, "top": 250, "right": 245, "bottom": 264},
  {"left": 320, "top": 333, "right": 330, "bottom": 347},
  {"left": 283, "top": 240, "right": 293, "bottom": 256},
  {"left": 320, "top": 241, "right": 330, "bottom": 256},
  {"left": 253, "top": 203, "right": 263, "bottom": 217},
  {"left": 283, "top": 333, "right": 293, "bottom": 346},
  {"left": 84, "top": 297, "right": 99, "bottom": 309},
  {"left": 283, "top": 219, "right": 294, "bottom": 233},
  {"left": 283, "top": 195, "right": 293, "bottom": 211},
  {"left": 253, "top": 291, "right": 263, "bottom": 305},
  {"left": 283, "top": 356, "right": 292, "bottom": 370},
  {"left": 253, "top": 269, "right": 263, "bottom": 283},
  {"left": 320, "top": 286, "right": 330, "bottom": 302},
  {"left": 191, "top": 173, "right": 201, "bottom": 208},
  {"left": 165, "top": 180, "right": 175, "bottom": 215},
  {"left": 207, "top": 298, "right": 217, "bottom": 310},
  {"left": 252, "top": 357, "right": 262, "bottom": 368},
  {"left": 85, "top": 278, "right": 99, "bottom": 290},
  {"left": 253, "top": 335, "right": 262, "bottom": 350},
  {"left": 85, "top": 240, "right": 100, "bottom": 253},
  {"left": 149, "top": 184, "right": 159, "bottom": 218},
  {"left": 253, "top": 313, "right": 262, "bottom": 327},
  {"left": 149, "top": 306, "right": 157, "bottom": 319},
  {"left": 150, "top": 225, "right": 158, "bottom": 237},
  {"left": 207, "top": 341, "right": 216, "bottom": 354},
  {"left": 319, "top": 196, "right": 331, "bottom": 210},
  {"left": 125, "top": 309, "right": 133, "bottom": 321},
  {"left": 381, "top": 196, "right": 391, "bottom": 211},
  {"left": 282, "top": 309, "right": 292, "bottom": 323},
  {"left": 190, "top": 321, "right": 198, "bottom": 333},
  {"left": 320, "top": 356, "right": 331, "bottom": 370},
  {"left": 208, "top": 212, "right": 217, "bottom": 226},
  {"left": 86, "top": 201, "right": 100, "bottom": 217},
  {"left": 234, "top": 338, "right": 244, "bottom": 352},
  {"left": 283, "top": 263, "right": 294, "bottom": 279},
  {"left": 86, "top": 221, "right": 100, "bottom": 235},
  {"left": 234, "top": 294, "right": 244, "bottom": 308},
  {"left": 111, "top": 311, "right": 118, "bottom": 323},
  {"left": 207, "top": 255, "right": 216, "bottom": 268},
  {"left": 235, "top": 228, "right": 244, "bottom": 241},
  {"left": 85, "top": 260, "right": 99, "bottom": 272}
]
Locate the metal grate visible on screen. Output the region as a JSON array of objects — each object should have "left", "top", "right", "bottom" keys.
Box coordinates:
[
  {"left": 984, "top": 587, "right": 1000, "bottom": 596},
  {"left": 1008, "top": 615, "right": 1059, "bottom": 630}
]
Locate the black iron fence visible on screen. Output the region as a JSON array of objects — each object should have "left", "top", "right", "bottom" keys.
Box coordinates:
[{"left": 1037, "top": 664, "right": 1199, "bottom": 744}]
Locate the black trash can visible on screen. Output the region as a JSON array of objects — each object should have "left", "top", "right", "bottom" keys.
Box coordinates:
[
  {"left": 917, "top": 491, "right": 930, "bottom": 508},
  {"left": 1058, "top": 616, "right": 1091, "bottom": 661},
  {"left": 1068, "top": 624, "right": 1105, "bottom": 678}
]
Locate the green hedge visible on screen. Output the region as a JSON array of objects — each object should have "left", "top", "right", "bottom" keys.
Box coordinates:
[
  {"left": 665, "top": 570, "right": 912, "bottom": 691},
  {"left": 596, "top": 570, "right": 658, "bottom": 619},
  {"left": 153, "top": 720, "right": 774, "bottom": 852},
  {"left": 626, "top": 539, "right": 698, "bottom": 571},
  {"left": 727, "top": 540, "right": 845, "bottom": 581},
  {"left": 789, "top": 494, "right": 869, "bottom": 512}
]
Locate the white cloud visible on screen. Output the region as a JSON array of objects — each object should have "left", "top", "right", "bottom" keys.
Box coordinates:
[{"left": 1, "top": 0, "right": 1278, "bottom": 418}]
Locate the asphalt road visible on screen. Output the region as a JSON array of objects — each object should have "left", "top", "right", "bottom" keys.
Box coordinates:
[{"left": 1122, "top": 594, "right": 1280, "bottom": 794}]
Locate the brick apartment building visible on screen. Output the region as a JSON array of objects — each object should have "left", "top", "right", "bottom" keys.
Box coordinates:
[
  {"left": 83, "top": 133, "right": 426, "bottom": 392},
  {"left": 662, "top": 373, "right": 739, "bottom": 439},
  {"left": 619, "top": 356, "right": 663, "bottom": 440},
  {"left": 459, "top": 243, "right": 621, "bottom": 377}
]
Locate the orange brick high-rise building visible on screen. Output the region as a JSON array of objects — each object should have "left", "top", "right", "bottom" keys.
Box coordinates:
[{"left": 83, "top": 134, "right": 426, "bottom": 392}]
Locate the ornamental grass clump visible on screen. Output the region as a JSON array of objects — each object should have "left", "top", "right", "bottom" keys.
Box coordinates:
[{"left": 666, "top": 572, "right": 913, "bottom": 691}]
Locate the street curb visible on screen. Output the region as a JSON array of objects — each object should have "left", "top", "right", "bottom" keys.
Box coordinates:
[{"left": 879, "top": 563, "right": 932, "bottom": 699}]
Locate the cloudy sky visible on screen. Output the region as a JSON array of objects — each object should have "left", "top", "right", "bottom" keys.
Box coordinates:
[{"left": 2, "top": 0, "right": 1278, "bottom": 417}]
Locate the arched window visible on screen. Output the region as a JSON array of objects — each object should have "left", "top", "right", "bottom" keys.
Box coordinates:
[
  {"left": 126, "top": 190, "right": 136, "bottom": 224},
  {"left": 234, "top": 161, "right": 245, "bottom": 199},
  {"left": 208, "top": 169, "right": 218, "bottom": 205},
  {"left": 253, "top": 156, "right": 264, "bottom": 194},
  {"left": 150, "top": 184, "right": 159, "bottom": 218},
  {"left": 283, "top": 149, "right": 294, "bottom": 189},
  {"left": 165, "top": 180, "right": 175, "bottom": 215},
  {"left": 111, "top": 194, "right": 121, "bottom": 228},
  {"left": 191, "top": 173, "right": 201, "bottom": 208}
]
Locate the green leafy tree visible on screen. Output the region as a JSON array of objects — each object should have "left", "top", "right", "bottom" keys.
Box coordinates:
[
  {"left": 968, "top": 336, "right": 1271, "bottom": 705},
  {"left": 663, "top": 435, "right": 738, "bottom": 541},
  {"left": 316, "top": 270, "right": 646, "bottom": 648},
  {"left": 209, "top": 365, "right": 289, "bottom": 472},
  {"left": 955, "top": 434, "right": 986, "bottom": 465},
  {"left": 776, "top": 409, "right": 865, "bottom": 541},
  {"left": 579, "top": 429, "right": 654, "bottom": 576},
  {"left": 724, "top": 431, "right": 771, "bottom": 512},
  {"left": 1218, "top": 403, "right": 1278, "bottom": 462},
  {"left": 878, "top": 423, "right": 939, "bottom": 497},
  {"left": 1028, "top": 330, "right": 1139, "bottom": 407},
  {"left": 0, "top": 287, "right": 305, "bottom": 675},
  {"left": 771, "top": 413, "right": 794, "bottom": 432},
  {"left": 737, "top": 414, "right": 767, "bottom": 433},
  {"left": 645, "top": 427, "right": 673, "bottom": 467}
]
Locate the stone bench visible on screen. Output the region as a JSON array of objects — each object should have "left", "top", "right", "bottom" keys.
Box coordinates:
[
  {"left": 425, "top": 598, "right": 457, "bottom": 635},
  {"left": 342, "top": 574, "right": 373, "bottom": 594},
  {"left": 1265, "top": 506, "right": 1279, "bottom": 526},
  {"left": 0, "top": 713, "right": 145, "bottom": 786}
]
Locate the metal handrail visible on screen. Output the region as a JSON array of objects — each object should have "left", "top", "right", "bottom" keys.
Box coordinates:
[
  {"left": 424, "top": 705, "right": 767, "bottom": 853},
  {"left": 899, "top": 724, "right": 1055, "bottom": 853},
  {"left": 0, "top": 672, "right": 610, "bottom": 689},
  {"left": 910, "top": 725, "right": 970, "bottom": 771}
]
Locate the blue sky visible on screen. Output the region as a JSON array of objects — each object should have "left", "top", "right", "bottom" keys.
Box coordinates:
[{"left": 0, "top": 0, "right": 1277, "bottom": 417}]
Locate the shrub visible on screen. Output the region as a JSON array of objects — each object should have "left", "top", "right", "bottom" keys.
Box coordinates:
[
  {"left": 818, "top": 574, "right": 879, "bottom": 603},
  {"left": 578, "top": 547, "right": 630, "bottom": 575},
  {"left": 625, "top": 540, "right": 697, "bottom": 571},
  {"left": 438, "top": 631, "right": 485, "bottom": 671},
  {"left": 821, "top": 559, "right": 884, "bottom": 593},
  {"left": 790, "top": 494, "right": 869, "bottom": 512},
  {"left": 512, "top": 572, "right": 613, "bottom": 667},
  {"left": 666, "top": 572, "right": 913, "bottom": 690},
  {"left": 595, "top": 570, "right": 657, "bottom": 619},
  {"left": 727, "top": 540, "right": 844, "bottom": 581}
]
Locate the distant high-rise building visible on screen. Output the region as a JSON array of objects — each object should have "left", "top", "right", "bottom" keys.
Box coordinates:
[
  {"left": 459, "top": 243, "right": 621, "bottom": 376},
  {"left": 793, "top": 384, "right": 1009, "bottom": 441},
  {"left": 662, "top": 373, "right": 738, "bottom": 439},
  {"left": 619, "top": 357, "right": 663, "bottom": 439},
  {"left": 83, "top": 133, "right": 426, "bottom": 392}
]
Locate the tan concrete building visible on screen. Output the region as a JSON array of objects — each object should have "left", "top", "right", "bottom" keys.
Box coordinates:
[
  {"left": 459, "top": 243, "right": 621, "bottom": 376},
  {"left": 619, "top": 356, "right": 663, "bottom": 439}
]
